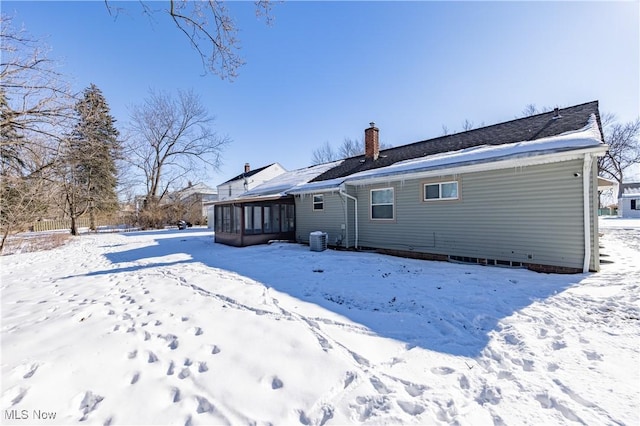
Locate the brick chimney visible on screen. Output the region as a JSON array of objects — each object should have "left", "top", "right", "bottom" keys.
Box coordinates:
[
  {"left": 244, "top": 163, "right": 250, "bottom": 173},
  {"left": 365, "top": 122, "right": 379, "bottom": 160}
]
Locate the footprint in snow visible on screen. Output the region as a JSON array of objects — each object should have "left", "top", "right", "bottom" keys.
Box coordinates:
[
  {"left": 271, "top": 377, "right": 283, "bottom": 389},
  {"left": 430, "top": 366, "right": 455, "bottom": 375},
  {"left": 168, "top": 339, "right": 179, "bottom": 350},
  {"left": 127, "top": 350, "right": 137, "bottom": 359},
  {"left": 404, "top": 383, "right": 426, "bottom": 397},
  {"left": 171, "top": 387, "right": 181, "bottom": 403},
  {"left": 147, "top": 351, "right": 158, "bottom": 363},
  {"left": 195, "top": 396, "right": 214, "bottom": 414},
  {"left": 178, "top": 368, "right": 190, "bottom": 380},
  {"left": 369, "top": 376, "right": 392, "bottom": 394},
  {"left": 211, "top": 345, "right": 221, "bottom": 355},
  {"left": 397, "top": 400, "right": 425, "bottom": 416},
  {"left": 198, "top": 362, "right": 208, "bottom": 373},
  {"left": 459, "top": 375, "right": 470, "bottom": 389},
  {"left": 21, "top": 363, "right": 39, "bottom": 379},
  {"left": 190, "top": 326, "right": 203, "bottom": 336},
  {"left": 76, "top": 391, "right": 104, "bottom": 422},
  {"left": 8, "top": 387, "right": 28, "bottom": 405},
  {"left": 167, "top": 361, "right": 175, "bottom": 376},
  {"left": 584, "top": 351, "right": 603, "bottom": 361},
  {"left": 552, "top": 340, "right": 567, "bottom": 350},
  {"left": 130, "top": 372, "right": 140, "bottom": 385}
]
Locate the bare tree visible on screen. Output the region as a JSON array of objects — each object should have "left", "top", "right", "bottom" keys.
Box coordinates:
[
  {"left": 1, "top": 15, "right": 74, "bottom": 143},
  {"left": 520, "top": 104, "right": 553, "bottom": 117},
  {"left": 311, "top": 141, "right": 338, "bottom": 165},
  {"left": 598, "top": 117, "right": 640, "bottom": 198},
  {"left": 1, "top": 15, "right": 74, "bottom": 248},
  {"left": 127, "top": 89, "right": 229, "bottom": 227},
  {"left": 461, "top": 119, "right": 474, "bottom": 132},
  {"left": 105, "top": 1, "right": 274, "bottom": 80},
  {"left": 338, "top": 138, "right": 362, "bottom": 159},
  {"left": 312, "top": 137, "right": 394, "bottom": 165}
]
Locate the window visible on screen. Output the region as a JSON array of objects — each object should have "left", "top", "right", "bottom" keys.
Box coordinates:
[
  {"left": 281, "top": 204, "right": 295, "bottom": 232},
  {"left": 424, "top": 181, "right": 458, "bottom": 201},
  {"left": 215, "top": 205, "right": 241, "bottom": 234},
  {"left": 215, "top": 205, "right": 223, "bottom": 232},
  {"left": 222, "top": 205, "right": 232, "bottom": 233},
  {"left": 632, "top": 199, "right": 639, "bottom": 210},
  {"left": 313, "top": 194, "right": 324, "bottom": 211},
  {"left": 371, "top": 188, "right": 394, "bottom": 220},
  {"left": 233, "top": 206, "right": 242, "bottom": 233},
  {"left": 263, "top": 206, "right": 271, "bottom": 232},
  {"left": 270, "top": 204, "right": 281, "bottom": 232}
]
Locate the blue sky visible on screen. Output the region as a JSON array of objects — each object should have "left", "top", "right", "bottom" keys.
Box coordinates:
[{"left": 4, "top": 1, "right": 640, "bottom": 187}]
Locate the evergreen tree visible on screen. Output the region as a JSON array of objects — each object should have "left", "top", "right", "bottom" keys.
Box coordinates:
[{"left": 62, "top": 84, "right": 120, "bottom": 234}]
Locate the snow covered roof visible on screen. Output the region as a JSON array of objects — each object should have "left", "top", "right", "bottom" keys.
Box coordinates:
[
  {"left": 311, "top": 101, "right": 603, "bottom": 183},
  {"left": 342, "top": 115, "right": 605, "bottom": 184},
  {"left": 620, "top": 182, "right": 640, "bottom": 197},
  {"left": 173, "top": 182, "right": 217, "bottom": 200},
  {"left": 290, "top": 105, "right": 607, "bottom": 193},
  {"left": 218, "top": 160, "right": 344, "bottom": 202},
  {"left": 219, "top": 163, "right": 281, "bottom": 185}
]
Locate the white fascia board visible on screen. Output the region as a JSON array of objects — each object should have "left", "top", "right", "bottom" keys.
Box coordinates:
[
  {"left": 287, "top": 178, "right": 345, "bottom": 195},
  {"left": 343, "top": 146, "right": 608, "bottom": 187}
]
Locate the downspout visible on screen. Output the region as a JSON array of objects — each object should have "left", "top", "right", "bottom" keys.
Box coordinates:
[
  {"left": 582, "top": 153, "right": 593, "bottom": 273},
  {"left": 339, "top": 186, "right": 358, "bottom": 249}
]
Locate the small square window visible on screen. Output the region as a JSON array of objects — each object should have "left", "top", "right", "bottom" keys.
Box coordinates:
[{"left": 313, "top": 194, "right": 324, "bottom": 211}]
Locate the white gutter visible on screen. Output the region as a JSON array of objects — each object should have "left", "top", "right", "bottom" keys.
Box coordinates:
[
  {"left": 582, "top": 153, "right": 594, "bottom": 273},
  {"left": 344, "top": 146, "right": 608, "bottom": 187},
  {"left": 339, "top": 186, "right": 358, "bottom": 249}
]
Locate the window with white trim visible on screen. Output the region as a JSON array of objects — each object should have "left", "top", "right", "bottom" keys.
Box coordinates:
[
  {"left": 632, "top": 199, "right": 640, "bottom": 210},
  {"left": 313, "top": 194, "right": 324, "bottom": 211},
  {"left": 371, "top": 188, "right": 394, "bottom": 219},
  {"left": 424, "top": 181, "right": 458, "bottom": 201}
]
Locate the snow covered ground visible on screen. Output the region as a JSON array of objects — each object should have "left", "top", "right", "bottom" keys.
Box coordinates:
[{"left": 1, "top": 217, "right": 639, "bottom": 425}]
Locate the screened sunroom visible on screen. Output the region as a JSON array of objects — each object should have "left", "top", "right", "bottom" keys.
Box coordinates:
[{"left": 213, "top": 197, "right": 295, "bottom": 247}]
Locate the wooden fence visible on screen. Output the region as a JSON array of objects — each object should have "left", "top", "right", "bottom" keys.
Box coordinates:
[{"left": 31, "top": 218, "right": 135, "bottom": 232}]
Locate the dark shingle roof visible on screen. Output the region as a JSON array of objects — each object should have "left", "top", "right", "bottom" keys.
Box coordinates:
[
  {"left": 220, "top": 163, "right": 277, "bottom": 185},
  {"left": 312, "top": 101, "right": 602, "bottom": 182}
]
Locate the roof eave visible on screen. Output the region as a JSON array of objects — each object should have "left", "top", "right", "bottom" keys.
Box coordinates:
[{"left": 343, "top": 146, "right": 608, "bottom": 187}]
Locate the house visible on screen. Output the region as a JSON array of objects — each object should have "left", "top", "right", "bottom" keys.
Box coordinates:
[
  {"left": 171, "top": 182, "right": 218, "bottom": 225},
  {"left": 215, "top": 101, "right": 608, "bottom": 273},
  {"left": 618, "top": 182, "right": 640, "bottom": 218},
  {"left": 216, "top": 163, "right": 287, "bottom": 201},
  {"left": 211, "top": 161, "right": 341, "bottom": 246}
]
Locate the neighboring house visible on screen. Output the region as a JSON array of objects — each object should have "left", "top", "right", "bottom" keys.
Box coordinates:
[
  {"left": 216, "top": 163, "right": 287, "bottom": 201},
  {"left": 215, "top": 101, "right": 609, "bottom": 273},
  {"left": 165, "top": 182, "right": 217, "bottom": 225},
  {"left": 211, "top": 162, "right": 341, "bottom": 246},
  {"left": 618, "top": 183, "right": 640, "bottom": 218}
]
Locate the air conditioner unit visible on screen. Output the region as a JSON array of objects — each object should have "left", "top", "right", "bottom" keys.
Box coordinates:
[{"left": 309, "top": 231, "right": 328, "bottom": 252}]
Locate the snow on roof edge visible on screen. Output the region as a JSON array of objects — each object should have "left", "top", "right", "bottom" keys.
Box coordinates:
[
  {"left": 223, "top": 160, "right": 344, "bottom": 201},
  {"left": 341, "top": 115, "right": 605, "bottom": 184}
]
